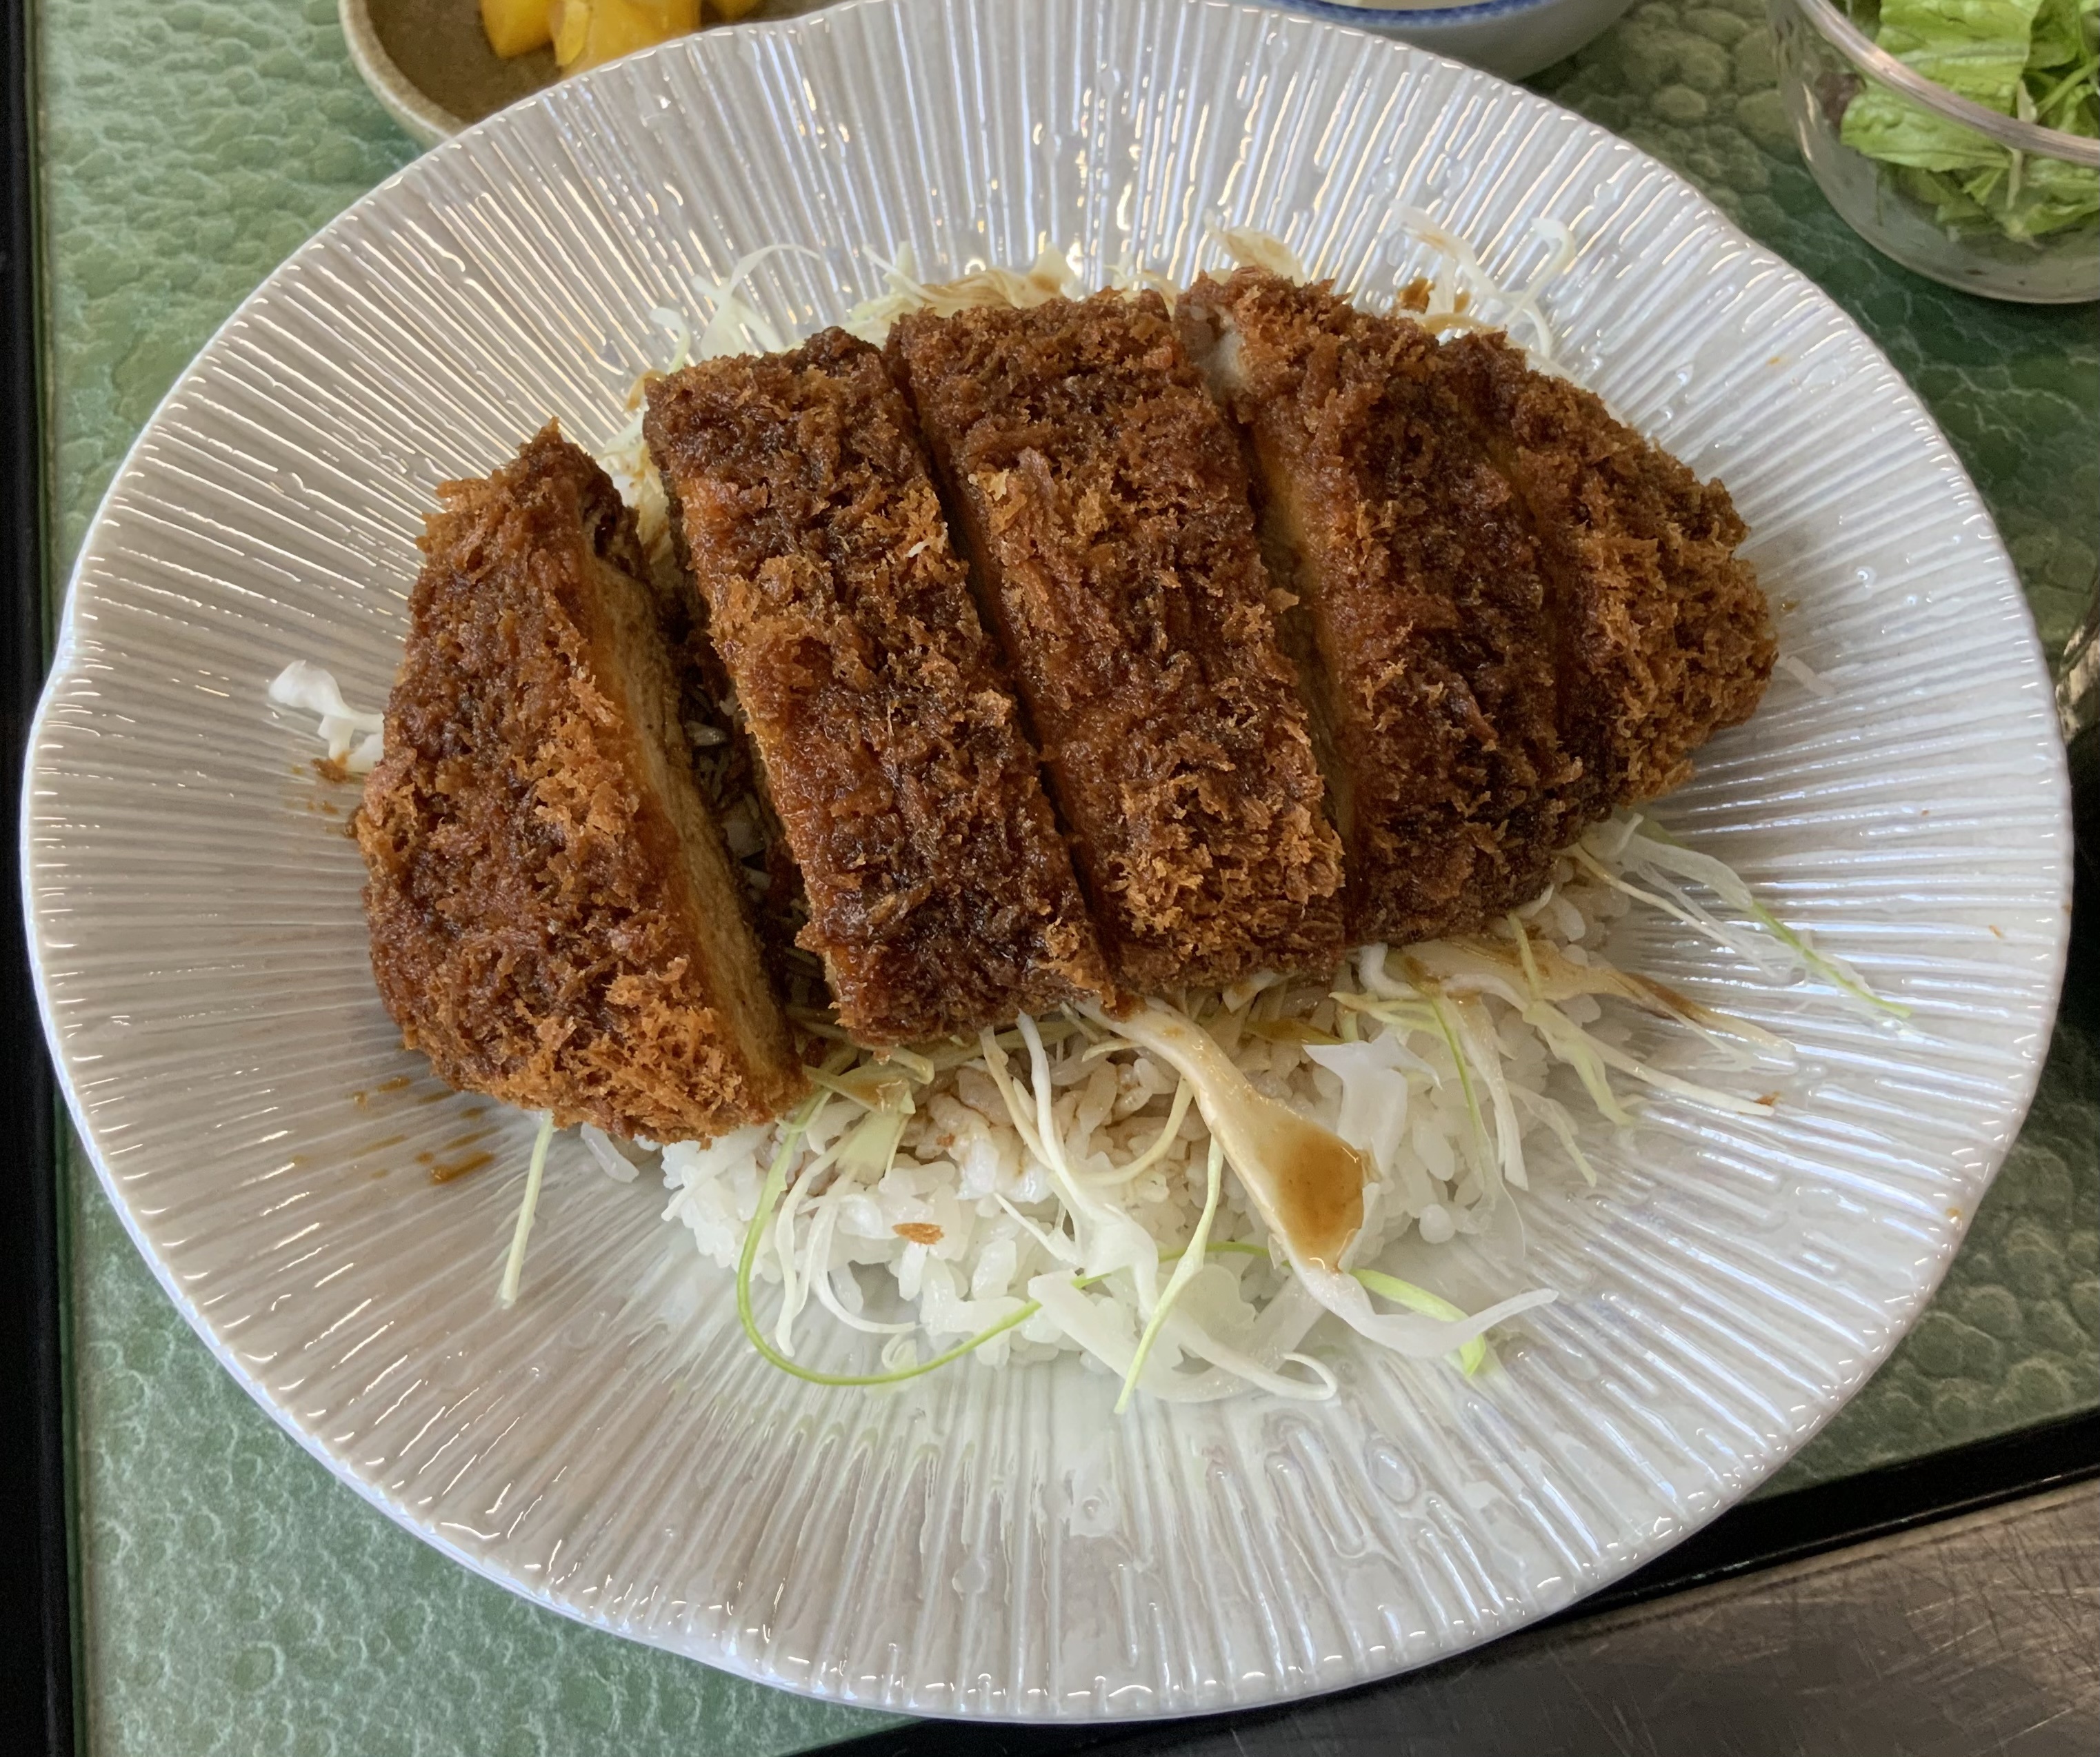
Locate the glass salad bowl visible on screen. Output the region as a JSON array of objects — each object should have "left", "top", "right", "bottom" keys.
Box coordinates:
[{"left": 1768, "top": 0, "right": 2099, "bottom": 303}]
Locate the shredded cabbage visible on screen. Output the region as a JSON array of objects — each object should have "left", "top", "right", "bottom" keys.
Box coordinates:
[
  {"left": 843, "top": 241, "right": 1080, "bottom": 341},
  {"left": 641, "top": 812, "right": 1882, "bottom": 1406},
  {"left": 1581, "top": 814, "right": 1910, "bottom": 1021},
  {"left": 457, "top": 805, "right": 1866, "bottom": 1398},
  {"left": 1388, "top": 206, "right": 1578, "bottom": 367},
  {"left": 268, "top": 660, "right": 385, "bottom": 774},
  {"left": 580, "top": 1122, "right": 643, "bottom": 1183},
  {"left": 497, "top": 1112, "right": 556, "bottom": 1306}
]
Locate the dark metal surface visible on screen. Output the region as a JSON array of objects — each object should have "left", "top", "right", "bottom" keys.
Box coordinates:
[
  {"left": 1577, "top": 1406, "right": 2100, "bottom": 1618},
  {"left": 830, "top": 1413, "right": 2100, "bottom": 1757},
  {"left": 2, "top": 1, "right": 74, "bottom": 1752},
  {"left": 843, "top": 1485, "right": 2099, "bottom": 1757}
]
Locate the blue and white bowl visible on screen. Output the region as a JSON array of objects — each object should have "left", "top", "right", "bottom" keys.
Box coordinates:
[{"left": 1268, "top": 0, "right": 1639, "bottom": 81}]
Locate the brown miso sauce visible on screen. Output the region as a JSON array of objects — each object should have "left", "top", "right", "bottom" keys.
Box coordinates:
[
  {"left": 425, "top": 1150, "right": 494, "bottom": 1185},
  {"left": 1243, "top": 1103, "right": 1363, "bottom": 1270}
]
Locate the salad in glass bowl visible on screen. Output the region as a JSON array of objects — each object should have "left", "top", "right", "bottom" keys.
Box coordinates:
[{"left": 1771, "top": 0, "right": 2099, "bottom": 301}]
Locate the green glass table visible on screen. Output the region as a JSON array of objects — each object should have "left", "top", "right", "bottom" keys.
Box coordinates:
[{"left": 34, "top": 1, "right": 2097, "bottom": 1750}]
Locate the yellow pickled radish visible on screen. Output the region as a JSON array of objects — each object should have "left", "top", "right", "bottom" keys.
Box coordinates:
[
  {"left": 551, "top": 0, "right": 590, "bottom": 65},
  {"left": 480, "top": 0, "right": 554, "bottom": 58},
  {"left": 551, "top": 0, "right": 702, "bottom": 72}
]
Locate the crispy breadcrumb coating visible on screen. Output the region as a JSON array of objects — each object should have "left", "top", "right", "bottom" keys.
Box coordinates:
[
  {"left": 892, "top": 291, "right": 1347, "bottom": 990},
  {"left": 1179, "top": 271, "right": 1577, "bottom": 941},
  {"left": 356, "top": 428, "right": 806, "bottom": 1141},
  {"left": 1181, "top": 269, "right": 1772, "bottom": 943},
  {"left": 1432, "top": 328, "right": 1775, "bottom": 812},
  {"left": 645, "top": 330, "right": 1112, "bottom": 1043}
]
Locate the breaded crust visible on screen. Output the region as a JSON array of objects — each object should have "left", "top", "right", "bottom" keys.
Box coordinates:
[
  {"left": 1430, "top": 329, "right": 1775, "bottom": 809},
  {"left": 890, "top": 290, "right": 1348, "bottom": 991},
  {"left": 1178, "top": 271, "right": 1578, "bottom": 944},
  {"left": 1182, "top": 268, "right": 1774, "bottom": 942},
  {"left": 354, "top": 427, "right": 807, "bottom": 1141},
  {"left": 643, "top": 329, "right": 1112, "bottom": 1043}
]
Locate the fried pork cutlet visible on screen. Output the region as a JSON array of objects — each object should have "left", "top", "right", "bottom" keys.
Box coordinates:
[
  {"left": 355, "top": 427, "right": 807, "bottom": 1141},
  {"left": 643, "top": 329, "right": 1112, "bottom": 1044},
  {"left": 1429, "top": 326, "right": 1776, "bottom": 810},
  {"left": 1180, "top": 268, "right": 1773, "bottom": 943},
  {"left": 1177, "top": 270, "right": 1580, "bottom": 943},
  {"left": 890, "top": 290, "right": 1348, "bottom": 992}
]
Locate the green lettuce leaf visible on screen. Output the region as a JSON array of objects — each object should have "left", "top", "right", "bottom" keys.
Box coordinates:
[
  {"left": 2023, "top": 0, "right": 2098, "bottom": 135},
  {"left": 1998, "top": 144, "right": 2100, "bottom": 230},
  {"left": 1839, "top": 0, "right": 2099, "bottom": 244},
  {"left": 1877, "top": 0, "right": 2043, "bottom": 108},
  {"left": 2023, "top": 0, "right": 2092, "bottom": 75},
  {"left": 1841, "top": 85, "right": 2010, "bottom": 167},
  {"left": 1892, "top": 148, "right": 2100, "bottom": 236}
]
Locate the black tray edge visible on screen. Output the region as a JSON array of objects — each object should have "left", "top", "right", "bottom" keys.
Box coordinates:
[
  {"left": 821, "top": 1408, "right": 2100, "bottom": 1756},
  {"left": 2, "top": 0, "right": 74, "bottom": 1750}
]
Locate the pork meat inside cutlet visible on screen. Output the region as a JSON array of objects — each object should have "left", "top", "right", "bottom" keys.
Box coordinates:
[
  {"left": 643, "top": 328, "right": 1112, "bottom": 1044},
  {"left": 1180, "top": 268, "right": 1774, "bottom": 942},
  {"left": 890, "top": 290, "right": 1348, "bottom": 992},
  {"left": 646, "top": 545, "right": 813, "bottom": 996},
  {"left": 1177, "top": 270, "right": 1579, "bottom": 944},
  {"left": 355, "top": 425, "right": 806, "bottom": 1141}
]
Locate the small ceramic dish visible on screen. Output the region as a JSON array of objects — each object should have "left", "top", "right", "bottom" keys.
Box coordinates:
[
  {"left": 1261, "top": 0, "right": 1639, "bottom": 82},
  {"left": 341, "top": 0, "right": 826, "bottom": 143},
  {"left": 341, "top": 0, "right": 548, "bottom": 143},
  {"left": 341, "top": 0, "right": 1634, "bottom": 144}
]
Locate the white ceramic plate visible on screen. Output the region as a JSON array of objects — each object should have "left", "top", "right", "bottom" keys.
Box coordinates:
[{"left": 25, "top": 0, "right": 2070, "bottom": 1720}]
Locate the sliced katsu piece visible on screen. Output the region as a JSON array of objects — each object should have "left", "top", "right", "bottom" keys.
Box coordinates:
[
  {"left": 355, "top": 426, "right": 807, "bottom": 1142},
  {"left": 1425, "top": 327, "right": 1775, "bottom": 810},
  {"left": 1179, "top": 268, "right": 1774, "bottom": 941},
  {"left": 1176, "top": 270, "right": 1580, "bottom": 944},
  {"left": 890, "top": 290, "right": 1348, "bottom": 992},
  {"left": 643, "top": 328, "right": 1112, "bottom": 1045}
]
